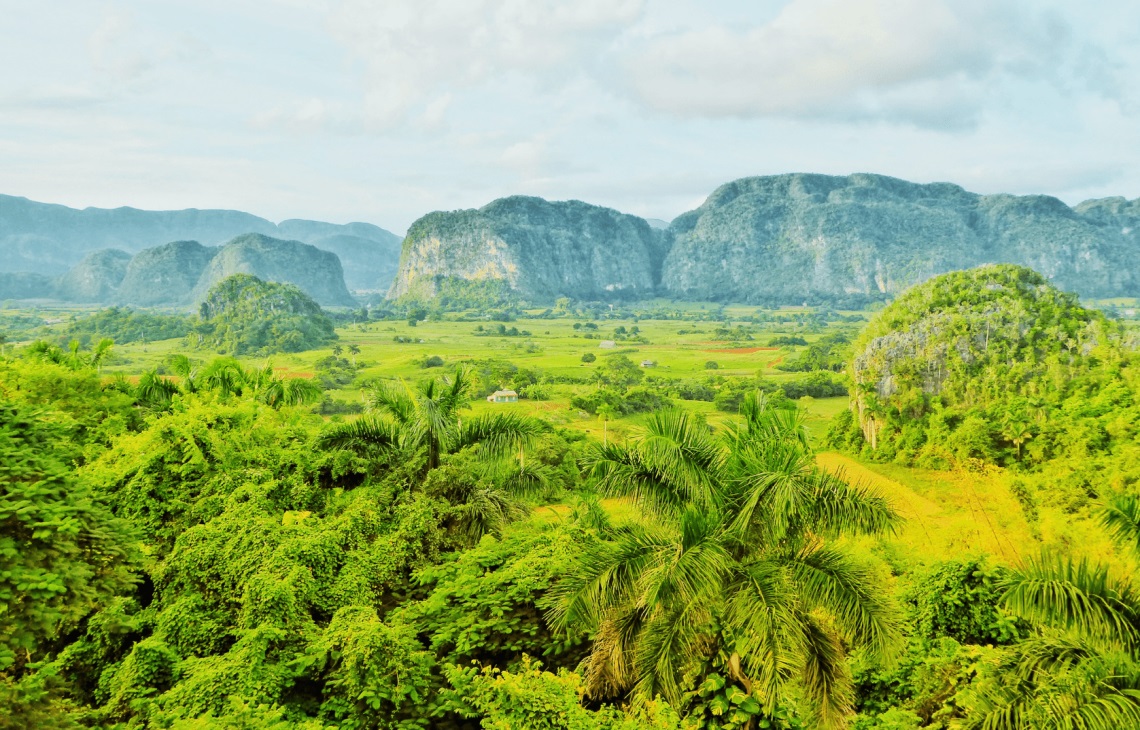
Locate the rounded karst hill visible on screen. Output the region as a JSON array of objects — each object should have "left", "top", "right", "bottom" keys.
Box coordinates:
[
  {"left": 388, "top": 196, "right": 668, "bottom": 302},
  {"left": 115, "top": 240, "right": 220, "bottom": 307},
  {"left": 191, "top": 273, "right": 337, "bottom": 355},
  {"left": 56, "top": 248, "right": 133, "bottom": 302},
  {"left": 192, "top": 233, "right": 356, "bottom": 307},
  {"left": 843, "top": 264, "right": 1123, "bottom": 462}
]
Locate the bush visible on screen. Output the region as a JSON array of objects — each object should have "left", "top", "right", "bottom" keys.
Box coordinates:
[
  {"left": 581, "top": 353, "right": 596, "bottom": 363},
  {"left": 705, "top": 361, "right": 719, "bottom": 370}
]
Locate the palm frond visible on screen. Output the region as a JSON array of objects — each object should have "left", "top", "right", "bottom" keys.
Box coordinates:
[
  {"left": 636, "top": 409, "right": 725, "bottom": 512},
  {"left": 315, "top": 416, "right": 403, "bottom": 455},
  {"left": 797, "top": 612, "right": 854, "bottom": 730},
  {"left": 723, "top": 560, "right": 798, "bottom": 710},
  {"left": 784, "top": 543, "right": 901, "bottom": 661},
  {"left": 456, "top": 412, "right": 543, "bottom": 457},
  {"left": 367, "top": 381, "right": 415, "bottom": 425},
  {"left": 969, "top": 637, "right": 1140, "bottom": 730},
  {"left": 584, "top": 604, "right": 647, "bottom": 698},
  {"left": 135, "top": 370, "right": 181, "bottom": 407},
  {"left": 280, "top": 377, "right": 323, "bottom": 407},
  {"left": 634, "top": 596, "right": 714, "bottom": 706},
  {"left": 549, "top": 523, "right": 673, "bottom": 633},
  {"left": 582, "top": 441, "right": 688, "bottom": 517},
  {"left": 1002, "top": 553, "right": 1140, "bottom": 654},
  {"left": 438, "top": 366, "right": 472, "bottom": 416},
  {"left": 1102, "top": 494, "right": 1140, "bottom": 559},
  {"left": 500, "top": 461, "right": 554, "bottom": 500},
  {"left": 806, "top": 468, "right": 900, "bottom": 537}
]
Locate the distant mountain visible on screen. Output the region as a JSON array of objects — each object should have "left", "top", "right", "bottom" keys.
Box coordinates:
[
  {"left": 0, "top": 272, "right": 55, "bottom": 301},
  {"left": 387, "top": 173, "right": 1140, "bottom": 304},
  {"left": 190, "top": 233, "right": 355, "bottom": 307},
  {"left": 115, "top": 240, "right": 220, "bottom": 307},
  {"left": 645, "top": 218, "right": 671, "bottom": 230},
  {"left": 192, "top": 273, "right": 338, "bottom": 355},
  {"left": 388, "top": 196, "right": 668, "bottom": 301},
  {"left": 56, "top": 249, "right": 132, "bottom": 303},
  {"left": 664, "top": 173, "right": 1140, "bottom": 304},
  {"left": 0, "top": 194, "right": 402, "bottom": 291},
  {"left": 276, "top": 220, "right": 403, "bottom": 291},
  {"left": 43, "top": 234, "right": 354, "bottom": 308}
]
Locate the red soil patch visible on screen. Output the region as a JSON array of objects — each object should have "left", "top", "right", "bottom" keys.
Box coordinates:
[{"left": 703, "top": 346, "right": 777, "bottom": 354}]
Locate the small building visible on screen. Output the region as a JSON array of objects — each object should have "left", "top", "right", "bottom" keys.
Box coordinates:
[
  {"left": 487, "top": 389, "right": 518, "bottom": 403},
  {"left": 640, "top": 359, "right": 656, "bottom": 368},
  {"left": 599, "top": 340, "right": 616, "bottom": 349}
]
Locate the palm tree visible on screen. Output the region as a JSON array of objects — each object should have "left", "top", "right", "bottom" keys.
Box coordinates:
[
  {"left": 1001, "top": 414, "right": 1033, "bottom": 461},
  {"left": 332, "top": 344, "right": 344, "bottom": 358},
  {"left": 596, "top": 404, "right": 615, "bottom": 446},
  {"left": 134, "top": 356, "right": 321, "bottom": 410},
  {"left": 552, "top": 396, "right": 901, "bottom": 729},
  {"left": 316, "top": 367, "right": 542, "bottom": 472},
  {"left": 968, "top": 494, "right": 1140, "bottom": 729},
  {"left": 348, "top": 344, "right": 360, "bottom": 367}
]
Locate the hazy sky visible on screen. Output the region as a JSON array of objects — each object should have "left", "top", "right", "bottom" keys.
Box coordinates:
[{"left": 1, "top": 0, "right": 1137, "bottom": 233}]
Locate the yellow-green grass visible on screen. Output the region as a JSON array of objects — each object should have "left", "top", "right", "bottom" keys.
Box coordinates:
[{"left": 816, "top": 452, "right": 1130, "bottom": 572}]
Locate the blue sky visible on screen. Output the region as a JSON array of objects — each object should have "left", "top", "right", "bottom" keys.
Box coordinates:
[{"left": 1, "top": 0, "right": 1136, "bottom": 233}]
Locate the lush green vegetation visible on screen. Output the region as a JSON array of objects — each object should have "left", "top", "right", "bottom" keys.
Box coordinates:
[
  {"left": 189, "top": 274, "right": 338, "bottom": 355},
  {"left": 48, "top": 307, "right": 193, "bottom": 347},
  {"left": 3, "top": 267, "right": 1140, "bottom": 728}
]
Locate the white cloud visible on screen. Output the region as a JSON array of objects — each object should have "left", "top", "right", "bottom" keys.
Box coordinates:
[
  {"left": 325, "top": 0, "right": 644, "bottom": 126},
  {"left": 623, "top": 0, "right": 1116, "bottom": 128}
]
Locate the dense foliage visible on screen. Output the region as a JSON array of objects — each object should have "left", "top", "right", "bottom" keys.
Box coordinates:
[
  {"left": 189, "top": 274, "right": 338, "bottom": 355},
  {"left": 49, "top": 307, "right": 192, "bottom": 347},
  {"left": 830, "top": 266, "right": 1140, "bottom": 517},
  {"left": 4, "top": 265, "right": 1140, "bottom": 729}
]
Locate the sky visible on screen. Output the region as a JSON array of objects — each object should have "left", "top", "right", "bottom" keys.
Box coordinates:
[{"left": 0, "top": 0, "right": 1137, "bottom": 234}]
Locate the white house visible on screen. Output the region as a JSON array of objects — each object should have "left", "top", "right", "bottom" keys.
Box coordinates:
[{"left": 487, "top": 389, "right": 519, "bottom": 403}]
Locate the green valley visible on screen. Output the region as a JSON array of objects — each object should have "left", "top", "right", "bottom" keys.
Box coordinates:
[{"left": 2, "top": 266, "right": 1140, "bottom": 729}]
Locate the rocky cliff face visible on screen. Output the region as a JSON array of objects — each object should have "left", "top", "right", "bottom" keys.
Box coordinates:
[
  {"left": 0, "top": 194, "right": 401, "bottom": 291},
  {"left": 190, "top": 234, "right": 356, "bottom": 307},
  {"left": 663, "top": 173, "right": 1140, "bottom": 303},
  {"left": 55, "top": 249, "right": 133, "bottom": 303},
  {"left": 389, "top": 196, "right": 668, "bottom": 301}
]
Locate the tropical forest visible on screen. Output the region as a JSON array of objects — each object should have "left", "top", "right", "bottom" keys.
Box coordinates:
[{"left": 4, "top": 249, "right": 1140, "bottom": 730}]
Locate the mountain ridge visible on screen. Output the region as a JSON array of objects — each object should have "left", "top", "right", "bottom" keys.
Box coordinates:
[
  {"left": 388, "top": 173, "right": 1140, "bottom": 304},
  {"left": 0, "top": 194, "right": 402, "bottom": 291}
]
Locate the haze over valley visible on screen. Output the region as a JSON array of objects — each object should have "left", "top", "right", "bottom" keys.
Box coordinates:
[{"left": 4, "top": 3, "right": 1140, "bottom": 729}]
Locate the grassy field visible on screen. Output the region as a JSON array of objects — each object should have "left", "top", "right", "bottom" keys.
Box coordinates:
[{"left": 87, "top": 308, "right": 856, "bottom": 443}]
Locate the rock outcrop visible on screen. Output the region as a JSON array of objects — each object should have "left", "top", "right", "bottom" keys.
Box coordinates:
[
  {"left": 663, "top": 173, "right": 1140, "bottom": 304},
  {"left": 389, "top": 196, "right": 668, "bottom": 301}
]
